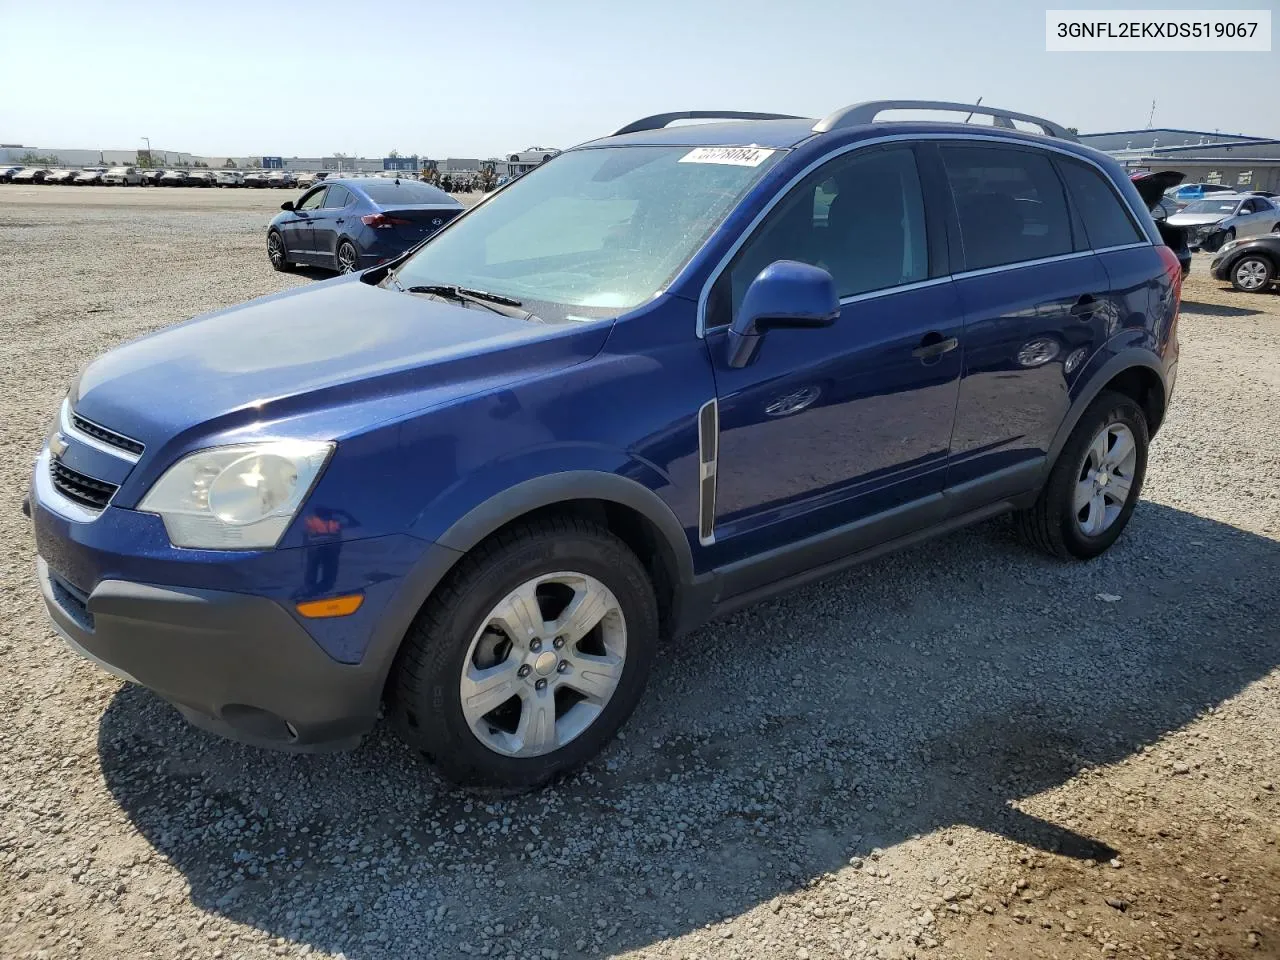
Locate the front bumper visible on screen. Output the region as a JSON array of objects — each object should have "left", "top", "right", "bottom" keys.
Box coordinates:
[
  {"left": 37, "top": 557, "right": 376, "bottom": 748},
  {"left": 29, "top": 449, "right": 461, "bottom": 750}
]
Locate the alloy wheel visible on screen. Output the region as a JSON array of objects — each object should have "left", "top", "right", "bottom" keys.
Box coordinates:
[
  {"left": 338, "top": 243, "right": 358, "bottom": 274},
  {"left": 267, "top": 233, "right": 284, "bottom": 267},
  {"left": 1073, "top": 422, "right": 1138, "bottom": 537},
  {"left": 1234, "top": 258, "right": 1270, "bottom": 291},
  {"left": 460, "top": 571, "right": 627, "bottom": 758}
]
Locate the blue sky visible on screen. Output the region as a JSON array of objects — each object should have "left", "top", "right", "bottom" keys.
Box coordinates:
[{"left": 1, "top": 0, "right": 1276, "bottom": 158}]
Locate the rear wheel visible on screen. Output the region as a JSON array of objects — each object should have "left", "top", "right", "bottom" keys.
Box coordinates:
[
  {"left": 266, "top": 230, "right": 293, "bottom": 272},
  {"left": 1231, "top": 254, "right": 1274, "bottom": 293},
  {"left": 335, "top": 240, "right": 359, "bottom": 274},
  {"left": 1016, "top": 390, "right": 1149, "bottom": 560},
  {"left": 389, "top": 515, "right": 658, "bottom": 790}
]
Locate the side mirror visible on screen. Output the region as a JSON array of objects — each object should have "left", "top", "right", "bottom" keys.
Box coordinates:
[
  {"left": 726, "top": 260, "right": 840, "bottom": 369},
  {"left": 280, "top": 200, "right": 294, "bottom": 211}
]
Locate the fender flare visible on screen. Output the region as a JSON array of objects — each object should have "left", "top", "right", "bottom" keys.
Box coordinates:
[
  {"left": 1045, "top": 347, "right": 1167, "bottom": 473},
  {"left": 435, "top": 470, "right": 695, "bottom": 587}
]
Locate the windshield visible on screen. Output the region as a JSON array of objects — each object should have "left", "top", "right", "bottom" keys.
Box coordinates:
[
  {"left": 1181, "top": 199, "right": 1239, "bottom": 215},
  {"left": 390, "top": 145, "right": 783, "bottom": 321}
]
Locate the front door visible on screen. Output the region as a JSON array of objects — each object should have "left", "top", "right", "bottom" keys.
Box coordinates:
[
  {"left": 704, "top": 145, "right": 962, "bottom": 566},
  {"left": 282, "top": 186, "right": 327, "bottom": 263},
  {"left": 310, "top": 183, "right": 353, "bottom": 268}
]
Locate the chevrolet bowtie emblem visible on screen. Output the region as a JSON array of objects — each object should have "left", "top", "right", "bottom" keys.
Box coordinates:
[{"left": 49, "top": 432, "right": 68, "bottom": 459}]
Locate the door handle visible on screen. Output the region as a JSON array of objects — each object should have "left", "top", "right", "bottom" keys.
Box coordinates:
[
  {"left": 912, "top": 334, "right": 958, "bottom": 360},
  {"left": 335, "top": 218, "right": 344, "bottom": 224},
  {"left": 1070, "top": 294, "right": 1098, "bottom": 318}
]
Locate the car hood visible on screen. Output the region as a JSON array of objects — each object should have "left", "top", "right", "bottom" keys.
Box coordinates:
[
  {"left": 1166, "top": 212, "right": 1231, "bottom": 227},
  {"left": 72, "top": 277, "right": 610, "bottom": 450}
]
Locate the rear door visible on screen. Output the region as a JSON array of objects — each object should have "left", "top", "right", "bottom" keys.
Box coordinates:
[
  {"left": 940, "top": 141, "right": 1110, "bottom": 489},
  {"left": 311, "top": 183, "right": 354, "bottom": 267}
]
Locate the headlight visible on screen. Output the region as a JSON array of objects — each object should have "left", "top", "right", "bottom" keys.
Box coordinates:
[
  {"left": 1217, "top": 239, "right": 1241, "bottom": 255},
  {"left": 138, "top": 440, "right": 334, "bottom": 549}
]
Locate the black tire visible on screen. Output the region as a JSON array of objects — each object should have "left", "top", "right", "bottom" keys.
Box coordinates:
[
  {"left": 266, "top": 229, "right": 294, "bottom": 272},
  {"left": 335, "top": 239, "right": 359, "bottom": 274},
  {"left": 1015, "top": 390, "right": 1149, "bottom": 560},
  {"left": 1230, "top": 254, "right": 1275, "bottom": 293},
  {"left": 389, "top": 515, "right": 658, "bottom": 790}
]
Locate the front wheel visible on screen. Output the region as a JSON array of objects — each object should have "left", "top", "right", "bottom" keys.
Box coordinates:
[
  {"left": 335, "top": 240, "right": 359, "bottom": 274},
  {"left": 1016, "top": 390, "right": 1149, "bottom": 560},
  {"left": 389, "top": 515, "right": 658, "bottom": 789},
  {"left": 1231, "top": 254, "right": 1275, "bottom": 293},
  {"left": 266, "top": 230, "right": 293, "bottom": 272}
]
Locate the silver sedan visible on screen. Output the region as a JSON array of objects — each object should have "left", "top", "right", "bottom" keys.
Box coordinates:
[{"left": 1167, "top": 193, "right": 1280, "bottom": 250}]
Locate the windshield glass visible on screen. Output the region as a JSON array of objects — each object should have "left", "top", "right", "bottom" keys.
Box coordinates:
[
  {"left": 391, "top": 145, "right": 782, "bottom": 320},
  {"left": 1181, "top": 199, "right": 1238, "bottom": 215}
]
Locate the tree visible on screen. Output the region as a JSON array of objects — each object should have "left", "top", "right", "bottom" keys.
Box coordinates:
[
  {"left": 387, "top": 149, "right": 400, "bottom": 158},
  {"left": 1066, "top": 126, "right": 1079, "bottom": 137},
  {"left": 224, "top": 158, "right": 237, "bottom": 168},
  {"left": 20, "top": 151, "right": 58, "bottom": 166}
]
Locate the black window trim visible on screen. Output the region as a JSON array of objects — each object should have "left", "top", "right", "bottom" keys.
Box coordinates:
[
  {"left": 297, "top": 186, "right": 328, "bottom": 211},
  {"left": 694, "top": 132, "right": 1154, "bottom": 338}
]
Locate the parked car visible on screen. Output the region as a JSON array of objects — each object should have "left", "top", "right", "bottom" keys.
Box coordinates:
[
  {"left": 267, "top": 170, "right": 297, "bottom": 189},
  {"left": 141, "top": 169, "right": 167, "bottom": 187},
  {"left": 214, "top": 170, "right": 244, "bottom": 187},
  {"left": 243, "top": 171, "right": 269, "bottom": 188},
  {"left": 160, "top": 169, "right": 192, "bottom": 186},
  {"left": 0, "top": 166, "right": 22, "bottom": 183},
  {"left": 1164, "top": 182, "right": 1236, "bottom": 210},
  {"left": 103, "top": 166, "right": 143, "bottom": 186},
  {"left": 1210, "top": 234, "right": 1280, "bottom": 292},
  {"left": 269, "top": 177, "right": 463, "bottom": 274},
  {"left": 28, "top": 101, "right": 1182, "bottom": 790},
  {"left": 43, "top": 169, "right": 79, "bottom": 185},
  {"left": 295, "top": 171, "right": 320, "bottom": 189},
  {"left": 12, "top": 167, "right": 50, "bottom": 184},
  {"left": 189, "top": 171, "right": 217, "bottom": 187},
  {"left": 1131, "top": 171, "right": 1191, "bottom": 276},
  {"left": 1166, "top": 193, "right": 1279, "bottom": 251},
  {"left": 73, "top": 168, "right": 107, "bottom": 185}
]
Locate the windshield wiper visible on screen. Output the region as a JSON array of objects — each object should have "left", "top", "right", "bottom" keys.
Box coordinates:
[{"left": 404, "top": 283, "right": 531, "bottom": 317}]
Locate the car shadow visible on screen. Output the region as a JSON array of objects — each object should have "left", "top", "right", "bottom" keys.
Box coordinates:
[
  {"left": 293, "top": 265, "right": 335, "bottom": 283},
  {"left": 97, "top": 502, "right": 1280, "bottom": 959},
  {"left": 1181, "top": 298, "right": 1270, "bottom": 317}
]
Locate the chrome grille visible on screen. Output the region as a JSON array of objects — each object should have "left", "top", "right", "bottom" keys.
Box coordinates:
[
  {"left": 70, "top": 412, "right": 145, "bottom": 456},
  {"left": 49, "top": 459, "right": 118, "bottom": 511}
]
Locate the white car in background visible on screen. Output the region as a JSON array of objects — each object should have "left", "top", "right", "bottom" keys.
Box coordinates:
[
  {"left": 214, "top": 170, "right": 244, "bottom": 187},
  {"left": 103, "top": 166, "right": 143, "bottom": 186},
  {"left": 1166, "top": 193, "right": 1280, "bottom": 251}
]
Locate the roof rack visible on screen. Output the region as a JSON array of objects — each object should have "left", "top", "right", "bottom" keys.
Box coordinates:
[
  {"left": 812, "top": 100, "right": 1076, "bottom": 141},
  {"left": 611, "top": 111, "right": 804, "bottom": 137}
]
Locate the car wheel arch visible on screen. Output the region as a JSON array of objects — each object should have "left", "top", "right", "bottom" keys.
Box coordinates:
[
  {"left": 1046, "top": 349, "right": 1167, "bottom": 475},
  {"left": 357, "top": 472, "right": 697, "bottom": 712}
]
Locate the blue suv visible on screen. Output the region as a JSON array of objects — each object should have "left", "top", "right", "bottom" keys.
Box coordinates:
[{"left": 28, "top": 101, "right": 1181, "bottom": 788}]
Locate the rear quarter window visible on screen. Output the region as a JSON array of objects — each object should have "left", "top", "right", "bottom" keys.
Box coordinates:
[{"left": 1057, "top": 158, "right": 1144, "bottom": 249}]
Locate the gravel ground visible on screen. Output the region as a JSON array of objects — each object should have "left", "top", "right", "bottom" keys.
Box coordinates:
[{"left": 1, "top": 186, "right": 1277, "bottom": 960}]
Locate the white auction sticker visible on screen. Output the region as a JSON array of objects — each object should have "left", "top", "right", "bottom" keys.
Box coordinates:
[
  {"left": 1047, "top": 9, "right": 1271, "bottom": 51},
  {"left": 679, "top": 147, "right": 775, "bottom": 167}
]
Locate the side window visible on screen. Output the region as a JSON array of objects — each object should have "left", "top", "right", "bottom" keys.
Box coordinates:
[
  {"left": 1240, "top": 198, "right": 1261, "bottom": 214},
  {"left": 708, "top": 147, "right": 928, "bottom": 327},
  {"left": 323, "top": 185, "right": 351, "bottom": 208},
  {"left": 1056, "top": 157, "right": 1143, "bottom": 249},
  {"left": 297, "top": 188, "right": 327, "bottom": 212},
  {"left": 940, "top": 144, "right": 1073, "bottom": 270}
]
